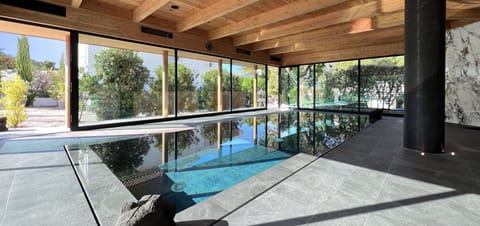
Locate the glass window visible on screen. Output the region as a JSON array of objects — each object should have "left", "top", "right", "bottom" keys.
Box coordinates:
[
  {"left": 78, "top": 34, "right": 174, "bottom": 126},
  {"left": 315, "top": 60, "right": 358, "bottom": 111},
  {"left": 360, "top": 56, "right": 404, "bottom": 112},
  {"left": 277, "top": 112, "right": 298, "bottom": 153},
  {"left": 280, "top": 67, "right": 298, "bottom": 108},
  {"left": 299, "top": 65, "right": 315, "bottom": 108},
  {"left": 256, "top": 65, "right": 266, "bottom": 108},
  {"left": 177, "top": 51, "right": 230, "bottom": 116},
  {"left": 267, "top": 66, "right": 279, "bottom": 109},
  {"left": 232, "top": 60, "right": 257, "bottom": 111}
]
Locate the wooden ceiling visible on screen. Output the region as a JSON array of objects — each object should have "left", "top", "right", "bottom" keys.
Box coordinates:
[{"left": 3, "top": 0, "right": 480, "bottom": 65}]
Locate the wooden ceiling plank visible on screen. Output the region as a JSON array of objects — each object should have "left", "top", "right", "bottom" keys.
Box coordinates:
[
  {"left": 177, "top": 0, "right": 260, "bottom": 32},
  {"left": 273, "top": 35, "right": 403, "bottom": 55},
  {"left": 0, "top": 3, "right": 276, "bottom": 65},
  {"left": 447, "top": 19, "right": 480, "bottom": 29},
  {"left": 282, "top": 42, "right": 404, "bottom": 65},
  {"left": 253, "top": 22, "right": 355, "bottom": 51},
  {"left": 447, "top": 8, "right": 480, "bottom": 20},
  {"left": 253, "top": 10, "right": 404, "bottom": 52},
  {"left": 0, "top": 20, "right": 69, "bottom": 41},
  {"left": 269, "top": 26, "right": 404, "bottom": 55},
  {"left": 233, "top": 0, "right": 385, "bottom": 46},
  {"left": 71, "top": 0, "right": 83, "bottom": 8},
  {"left": 209, "top": 0, "right": 351, "bottom": 40},
  {"left": 447, "top": 0, "right": 480, "bottom": 9},
  {"left": 373, "top": 10, "right": 404, "bottom": 29},
  {"left": 133, "top": 0, "right": 170, "bottom": 23}
]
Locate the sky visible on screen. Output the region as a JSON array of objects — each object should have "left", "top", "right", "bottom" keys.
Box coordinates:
[
  {"left": 0, "top": 31, "right": 246, "bottom": 74},
  {"left": 0, "top": 32, "right": 66, "bottom": 68}
]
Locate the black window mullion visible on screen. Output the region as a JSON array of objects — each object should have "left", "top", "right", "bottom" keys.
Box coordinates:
[
  {"left": 174, "top": 49, "right": 178, "bottom": 118},
  {"left": 357, "top": 59, "right": 361, "bottom": 113},
  {"left": 70, "top": 31, "right": 79, "bottom": 130},
  {"left": 230, "top": 59, "right": 233, "bottom": 112}
]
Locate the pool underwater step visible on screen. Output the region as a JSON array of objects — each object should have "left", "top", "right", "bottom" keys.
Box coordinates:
[
  {"left": 174, "top": 153, "right": 319, "bottom": 222},
  {"left": 165, "top": 159, "right": 285, "bottom": 198},
  {"left": 171, "top": 156, "right": 292, "bottom": 172}
]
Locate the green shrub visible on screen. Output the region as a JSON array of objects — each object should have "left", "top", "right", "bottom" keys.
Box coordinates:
[{"left": 1, "top": 75, "right": 28, "bottom": 128}]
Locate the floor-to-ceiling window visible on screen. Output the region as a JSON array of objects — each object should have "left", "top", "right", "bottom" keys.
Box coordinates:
[
  {"left": 283, "top": 55, "right": 404, "bottom": 114},
  {"left": 78, "top": 34, "right": 174, "bottom": 126},
  {"left": 256, "top": 65, "right": 266, "bottom": 108},
  {"left": 232, "top": 60, "right": 256, "bottom": 111},
  {"left": 360, "top": 56, "right": 404, "bottom": 112},
  {"left": 315, "top": 60, "right": 358, "bottom": 111},
  {"left": 177, "top": 51, "right": 230, "bottom": 116},
  {"left": 0, "top": 20, "right": 69, "bottom": 130},
  {"left": 280, "top": 67, "right": 298, "bottom": 108},
  {"left": 75, "top": 33, "right": 270, "bottom": 128},
  {"left": 299, "top": 64, "right": 315, "bottom": 108},
  {"left": 267, "top": 66, "right": 279, "bottom": 109}
]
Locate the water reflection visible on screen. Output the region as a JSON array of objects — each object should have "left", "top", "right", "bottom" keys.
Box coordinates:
[
  {"left": 84, "top": 111, "right": 368, "bottom": 212},
  {"left": 90, "top": 137, "right": 153, "bottom": 181}
]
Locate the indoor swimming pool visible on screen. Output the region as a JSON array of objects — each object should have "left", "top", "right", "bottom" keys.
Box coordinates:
[{"left": 65, "top": 111, "right": 369, "bottom": 222}]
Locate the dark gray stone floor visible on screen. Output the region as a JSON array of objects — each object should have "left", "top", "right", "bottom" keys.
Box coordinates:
[
  {"left": 177, "top": 117, "right": 480, "bottom": 226},
  {"left": 2, "top": 114, "right": 480, "bottom": 226}
]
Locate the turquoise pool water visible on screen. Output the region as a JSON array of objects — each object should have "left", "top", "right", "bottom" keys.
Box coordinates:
[{"left": 69, "top": 111, "right": 369, "bottom": 212}]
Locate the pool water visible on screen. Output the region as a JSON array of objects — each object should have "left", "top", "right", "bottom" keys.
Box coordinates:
[{"left": 67, "top": 111, "right": 369, "bottom": 213}]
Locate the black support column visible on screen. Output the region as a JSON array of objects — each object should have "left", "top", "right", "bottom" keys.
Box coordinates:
[{"left": 404, "top": 0, "right": 445, "bottom": 153}]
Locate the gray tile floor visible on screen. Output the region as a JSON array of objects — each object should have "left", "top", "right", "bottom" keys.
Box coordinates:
[
  {"left": 177, "top": 117, "right": 480, "bottom": 226},
  {"left": 1, "top": 114, "right": 480, "bottom": 226}
]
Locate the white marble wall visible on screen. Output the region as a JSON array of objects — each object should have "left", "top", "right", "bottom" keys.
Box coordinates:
[{"left": 446, "top": 22, "right": 480, "bottom": 127}]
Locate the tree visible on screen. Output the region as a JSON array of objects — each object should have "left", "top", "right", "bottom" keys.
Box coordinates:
[
  {"left": 78, "top": 68, "right": 98, "bottom": 121},
  {"left": 267, "top": 67, "right": 279, "bottom": 107},
  {"left": 16, "top": 36, "right": 35, "bottom": 106},
  {"left": 30, "top": 70, "right": 52, "bottom": 97},
  {"left": 16, "top": 36, "right": 32, "bottom": 82},
  {"left": 32, "top": 60, "right": 55, "bottom": 70},
  {"left": 151, "top": 63, "right": 197, "bottom": 114},
  {"left": 49, "top": 53, "right": 66, "bottom": 102},
  {"left": 197, "top": 69, "right": 232, "bottom": 111},
  {"left": 0, "top": 50, "right": 16, "bottom": 70},
  {"left": 360, "top": 65, "right": 403, "bottom": 109},
  {"left": 93, "top": 48, "right": 149, "bottom": 120},
  {"left": 280, "top": 67, "right": 298, "bottom": 106},
  {"left": 1, "top": 75, "right": 28, "bottom": 128},
  {"left": 91, "top": 137, "right": 152, "bottom": 181}
]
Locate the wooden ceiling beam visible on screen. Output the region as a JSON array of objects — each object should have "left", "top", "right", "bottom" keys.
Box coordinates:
[
  {"left": 71, "top": 0, "right": 82, "bottom": 8},
  {"left": 282, "top": 42, "right": 404, "bottom": 65},
  {"left": 447, "top": 0, "right": 480, "bottom": 9},
  {"left": 133, "top": 0, "right": 169, "bottom": 23},
  {"left": 447, "top": 8, "right": 480, "bottom": 20},
  {"left": 270, "top": 26, "right": 404, "bottom": 55},
  {"left": 177, "top": 0, "right": 260, "bottom": 32},
  {"left": 447, "top": 19, "right": 480, "bottom": 29},
  {"left": 0, "top": 3, "right": 277, "bottom": 65},
  {"left": 0, "top": 20, "right": 69, "bottom": 41},
  {"left": 253, "top": 10, "right": 404, "bottom": 51},
  {"left": 253, "top": 22, "right": 356, "bottom": 51},
  {"left": 234, "top": 0, "right": 403, "bottom": 46},
  {"left": 209, "top": 0, "right": 351, "bottom": 40}
]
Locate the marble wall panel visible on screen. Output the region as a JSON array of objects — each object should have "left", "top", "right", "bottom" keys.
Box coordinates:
[{"left": 446, "top": 22, "right": 480, "bottom": 127}]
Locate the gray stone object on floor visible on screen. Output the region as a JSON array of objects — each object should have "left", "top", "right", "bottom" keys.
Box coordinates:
[{"left": 115, "top": 194, "right": 176, "bottom": 226}]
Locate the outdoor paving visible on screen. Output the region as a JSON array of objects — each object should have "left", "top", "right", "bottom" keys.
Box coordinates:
[{"left": 1, "top": 112, "right": 480, "bottom": 225}]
